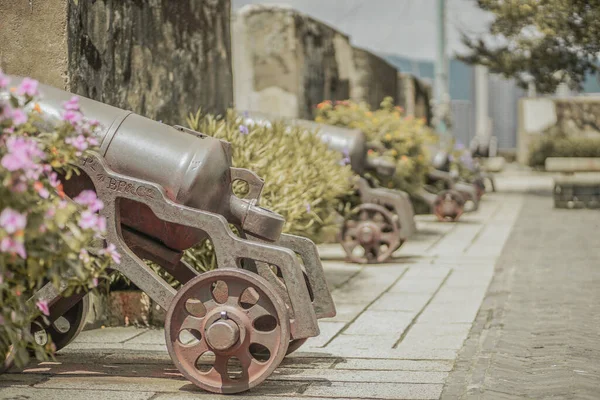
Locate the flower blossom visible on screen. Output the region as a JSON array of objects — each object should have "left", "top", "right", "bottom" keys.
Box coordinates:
[
  {"left": 62, "top": 110, "right": 82, "bottom": 124},
  {"left": 0, "top": 237, "right": 26, "bottom": 259},
  {"left": 100, "top": 243, "right": 121, "bottom": 264},
  {"left": 239, "top": 125, "right": 249, "bottom": 135},
  {"left": 36, "top": 300, "right": 50, "bottom": 316},
  {"left": 0, "top": 136, "right": 46, "bottom": 179},
  {"left": 74, "top": 190, "right": 104, "bottom": 212},
  {"left": 62, "top": 96, "right": 80, "bottom": 111},
  {"left": 0, "top": 208, "right": 27, "bottom": 234},
  {"left": 16, "top": 78, "right": 39, "bottom": 97},
  {"left": 0, "top": 70, "right": 10, "bottom": 89},
  {"left": 65, "top": 134, "right": 88, "bottom": 152},
  {"left": 10, "top": 108, "right": 27, "bottom": 126}
]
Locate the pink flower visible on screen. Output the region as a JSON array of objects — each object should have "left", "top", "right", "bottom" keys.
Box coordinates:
[
  {"left": 0, "top": 208, "right": 27, "bottom": 234},
  {"left": 45, "top": 207, "right": 56, "bottom": 218},
  {"left": 36, "top": 186, "right": 49, "bottom": 199},
  {"left": 47, "top": 172, "right": 61, "bottom": 188},
  {"left": 62, "top": 96, "right": 80, "bottom": 111},
  {"left": 92, "top": 277, "right": 99, "bottom": 287},
  {"left": 1, "top": 136, "right": 45, "bottom": 173},
  {"left": 66, "top": 134, "right": 88, "bottom": 152},
  {"left": 74, "top": 190, "right": 103, "bottom": 212},
  {"left": 36, "top": 300, "right": 50, "bottom": 316},
  {"left": 79, "top": 249, "right": 90, "bottom": 263},
  {"left": 16, "top": 78, "right": 39, "bottom": 97},
  {"left": 78, "top": 210, "right": 99, "bottom": 230},
  {"left": 10, "top": 108, "right": 27, "bottom": 126},
  {"left": 62, "top": 110, "right": 82, "bottom": 124},
  {"left": 96, "top": 215, "right": 107, "bottom": 233},
  {"left": 100, "top": 243, "right": 121, "bottom": 264},
  {"left": 87, "top": 136, "right": 99, "bottom": 146},
  {"left": 0, "top": 70, "right": 10, "bottom": 89},
  {"left": 0, "top": 237, "right": 26, "bottom": 258}
]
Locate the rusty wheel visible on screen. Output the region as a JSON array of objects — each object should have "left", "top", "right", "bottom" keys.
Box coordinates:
[
  {"left": 434, "top": 190, "right": 465, "bottom": 222},
  {"left": 340, "top": 203, "right": 401, "bottom": 264},
  {"left": 165, "top": 269, "right": 289, "bottom": 394}
]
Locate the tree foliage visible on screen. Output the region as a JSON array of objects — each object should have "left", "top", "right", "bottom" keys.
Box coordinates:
[{"left": 462, "top": 0, "right": 600, "bottom": 93}]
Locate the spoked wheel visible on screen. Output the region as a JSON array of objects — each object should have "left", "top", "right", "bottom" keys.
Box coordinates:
[
  {"left": 340, "top": 204, "right": 401, "bottom": 264},
  {"left": 165, "top": 269, "right": 289, "bottom": 394},
  {"left": 434, "top": 190, "right": 465, "bottom": 222},
  {"left": 31, "top": 295, "right": 90, "bottom": 352}
]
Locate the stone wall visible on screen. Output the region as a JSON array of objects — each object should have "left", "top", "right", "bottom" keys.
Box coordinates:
[
  {"left": 233, "top": 5, "right": 351, "bottom": 119},
  {"left": 517, "top": 97, "right": 600, "bottom": 164},
  {"left": 397, "top": 73, "right": 433, "bottom": 124},
  {"left": 350, "top": 47, "right": 398, "bottom": 110},
  {"left": 1, "top": 0, "right": 233, "bottom": 124}
]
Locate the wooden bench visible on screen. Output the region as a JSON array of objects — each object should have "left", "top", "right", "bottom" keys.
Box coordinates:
[{"left": 546, "top": 157, "right": 600, "bottom": 209}]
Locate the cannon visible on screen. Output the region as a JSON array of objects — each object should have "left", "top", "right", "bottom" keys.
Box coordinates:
[
  {"left": 241, "top": 113, "right": 417, "bottom": 264},
  {"left": 413, "top": 145, "right": 481, "bottom": 222},
  {"left": 7, "top": 77, "right": 335, "bottom": 394}
]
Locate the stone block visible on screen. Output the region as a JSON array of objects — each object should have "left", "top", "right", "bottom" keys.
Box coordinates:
[{"left": 0, "top": 0, "right": 233, "bottom": 124}]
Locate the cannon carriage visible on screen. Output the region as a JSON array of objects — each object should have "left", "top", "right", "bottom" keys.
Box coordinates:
[
  {"left": 241, "top": 113, "right": 417, "bottom": 264},
  {"left": 412, "top": 145, "right": 482, "bottom": 222},
  {"left": 8, "top": 77, "right": 335, "bottom": 394}
]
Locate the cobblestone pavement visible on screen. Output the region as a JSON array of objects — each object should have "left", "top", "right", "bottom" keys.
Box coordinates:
[
  {"left": 442, "top": 189, "right": 600, "bottom": 399},
  {"left": 0, "top": 188, "right": 525, "bottom": 399}
]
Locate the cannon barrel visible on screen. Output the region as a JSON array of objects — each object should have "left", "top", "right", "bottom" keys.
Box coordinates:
[
  {"left": 8, "top": 76, "right": 285, "bottom": 249},
  {"left": 243, "top": 112, "right": 396, "bottom": 177}
]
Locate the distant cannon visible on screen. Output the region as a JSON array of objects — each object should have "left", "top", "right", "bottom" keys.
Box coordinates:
[
  {"left": 6, "top": 77, "right": 335, "bottom": 394},
  {"left": 242, "top": 113, "right": 416, "bottom": 264}
]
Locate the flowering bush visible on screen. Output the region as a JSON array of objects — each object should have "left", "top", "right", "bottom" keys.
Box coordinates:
[
  {"left": 0, "top": 72, "right": 116, "bottom": 369},
  {"left": 315, "top": 97, "right": 435, "bottom": 195},
  {"left": 175, "top": 109, "right": 354, "bottom": 274}
]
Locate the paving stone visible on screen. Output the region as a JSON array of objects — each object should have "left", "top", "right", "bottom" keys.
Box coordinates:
[
  {"left": 333, "top": 359, "right": 454, "bottom": 372},
  {"left": 301, "top": 321, "right": 346, "bottom": 348},
  {"left": 403, "top": 266, "right": 453, "bottom": 279},
  {"left": 34, "top": 374, "right": 185, "bottom": 392},
  {"left": 321, "top": 261, "right": 362, "bottom": 290},
  {"left": 370, "top": 293, "right": 432, "bottom": 312},
  {"left": 0, "top": 373, "right": 47, "bottom": 387},
  {"left": 388, "top": 276, "right": 446, "bottom": 294},
  {"left": 0, "top": 387, "right": 155, "bottom": 400},
  {"left": 269, "top": 368, "right": 448, "bottom": 384},
  {"left": 392, "top": 345, "right": 458, "bottom": 360},
  {"left": 321, "top": 303, "right": 365, "bottom": 322},
  {"left": 399, "top": 334, "right": 468, "bottom": 350},
  {"left": 125, "top": 328, "right": 165, "bottom": 344},
  {"left": 343, "top": 310, "right": 414, "bottom": 336},
  {"left": 323, "top": 334, "right": 398, "bottom": 353},
  {"left": 74, "top": 327, "right": 145, "bottom": 344},
  {"left": 332, "top": 266, "right": 407, "bottom": 304},
  {"left": 302, "top": 381, "right": 444, "bottom": 399}
]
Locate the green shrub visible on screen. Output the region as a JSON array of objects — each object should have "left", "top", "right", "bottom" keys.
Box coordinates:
[
  {"left": 529, "top": 135, "right": 600, "bottom": 167},
  {"left": 314, "top": 97, "right": 435, "bottom": 195},
  {"left": 179, "top": 109, "right": 354, "bottom": 274},
  {"left": 0, "top": 74, "right": 115, "bottom": 368}
]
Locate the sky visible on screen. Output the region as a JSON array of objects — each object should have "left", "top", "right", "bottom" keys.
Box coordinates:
[{"left": 232, "top": 0, "right": 495, "bottom": 61}]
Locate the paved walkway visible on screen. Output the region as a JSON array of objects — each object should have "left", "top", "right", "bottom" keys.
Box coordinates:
[
  {"left": 442, "top": 185, "right": 600, "bottom": 399},
  {"left": 1, "top": 167, "right": 577, "bottom": 399}
]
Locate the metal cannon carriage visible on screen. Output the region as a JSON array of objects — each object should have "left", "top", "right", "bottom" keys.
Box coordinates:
[
  {"left": 8, "top": 77, "right": 335, "bottom": 394},
  {"left": 413, "top": 145, "right": 481, "bottom": 222},
  {"left": 242, "top": 113, "right": 417, "bottom": 264}
]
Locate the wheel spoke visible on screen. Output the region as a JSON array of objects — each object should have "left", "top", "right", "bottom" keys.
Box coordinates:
[
  {"left": 180, "top": 315, "right": 204, "bottom": 331},
  {"left": 174, "top": 339, "right": 209, "bottom": 367},
  {"left": 247, "top": 303, "right": 271, "bottom": 321},
  {"left": 250, "top": 329, "right": 280, "bottom": 351}
]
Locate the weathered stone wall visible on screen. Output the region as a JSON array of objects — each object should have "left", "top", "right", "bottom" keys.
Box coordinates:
[
  {"left": 518, "top": 97, "right": 600, "bottom": 164},
  {"left": 397, "top": 72, "right": 432, "bottom": 124},
  {"left": 1, "top": 0, "right": 233, "bottom": 124},
  {"left": 0, "top": 0, "right": 69, "bottom": 88},
  {"left": 233, "top": 5, "right": 351, "bottom": 119},
  {"left": 350, "top": 47, "right": 397, "bottom": 110}
]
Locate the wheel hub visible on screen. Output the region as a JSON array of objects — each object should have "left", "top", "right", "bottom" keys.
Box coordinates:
[
  {"left": 205, "top": 318, "right": 240, "bottom": 351},
  {"left": 357, "top": 222, "right": 379, "bottom": 244}
]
